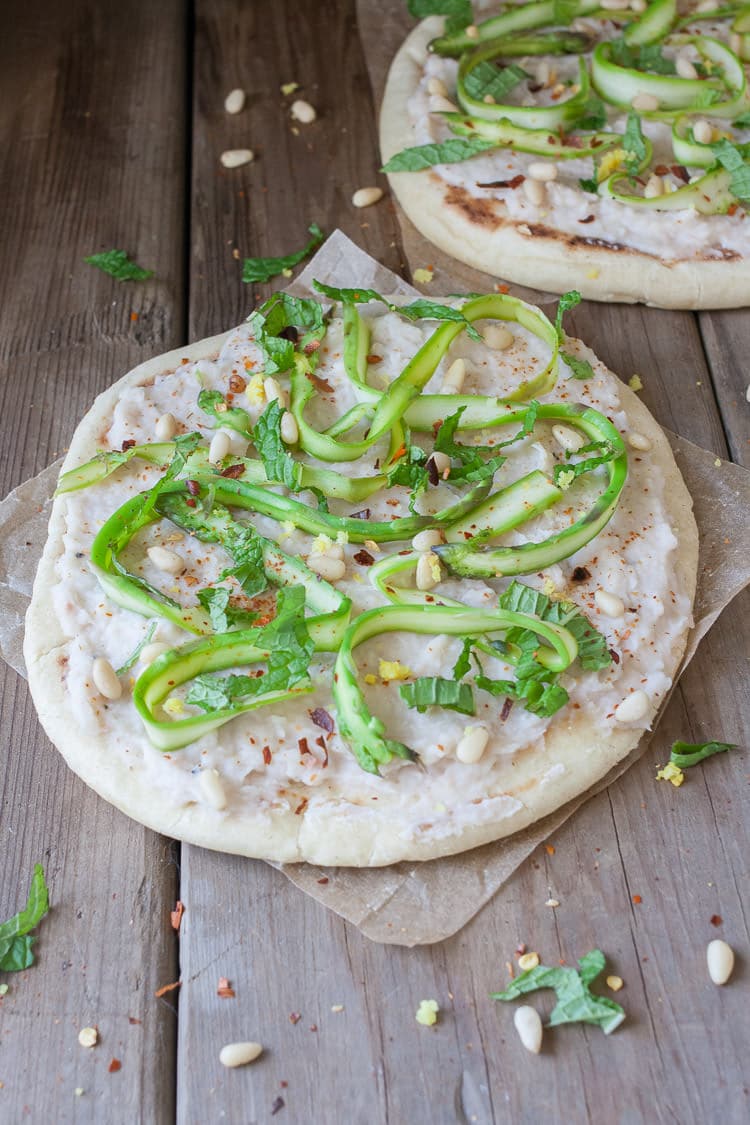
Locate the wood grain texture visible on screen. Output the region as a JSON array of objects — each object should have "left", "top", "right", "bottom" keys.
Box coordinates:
[{"left": 0, "top": 2, "right": 185, "bottom": 1120}]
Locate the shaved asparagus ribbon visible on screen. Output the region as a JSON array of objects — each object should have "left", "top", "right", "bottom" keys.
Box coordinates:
[{"left": 62, "top": 290, "right": 626, "bottom": 767}]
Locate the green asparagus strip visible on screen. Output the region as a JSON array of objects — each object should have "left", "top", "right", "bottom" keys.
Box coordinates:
[
  {"left": 623, "top": 0, "right": 676, "bottom": 46},
  {"left": 444, "top": 113, "right": 623, "bottom": 160},
  {"left": 456, "top": 47, "right": 591, "bottom": 130},
  {"left": 430, "top": 0, "right": 602, "bottom": 57}
]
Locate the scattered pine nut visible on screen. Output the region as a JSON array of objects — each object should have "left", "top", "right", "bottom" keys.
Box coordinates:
[
  {"left": 147, "top": 545, "right": 186, "bottom": 575},
  {"left": 155, "top": 412, "right": 177, "bottom": 440},
  {"left": 416, "top": 551, "right": 441, "bottom": 591},
  {"left": 78, "top": 1027, "right": 99, "bottom": 1048},
  {"left": 291, "top": 99, "right": 317, "bottom": 124},
  {"left": 92, "top": 658, "right": 122, "bottom": 701},
  {"left": 518, "top": 952, "right": 540, "bottom": 971},
  {"left": 280, "top": 412, "right": 299, "bottom": 444},
  {"left": 412, "top": 528, "right": 444, "bottom": 552},
  {"left": 442, "top": 357, "right": 466, "bottom": 392},
  {"left": 140, "top": 642, "right": 172, "bottom": 666},
  {"left": 627, "top": 431, "right": 652, "bottom": 451},
  {"left": 594, "top": 589, "right": 625, "bottom": 618},
  {"left": 552, "top": 423, "right": 584, "bottom": 453},
  {"left": 523, "top": 178, "right": 546, "bottom": 206},
  {"left": 465, "top": 24, "right": 479, "bottom": 38},
  {"left": 631, "top": 93, "right": 659, "bottom": 112},
  {"left": 307, "top": 554, "right": 346, "bottom": 582},
  {"left": 693, "top": 119, "right": 713, "bottom": 145},
  {"left": 676, "top": 56, "right": 698, "bottom": 80},
  {"left": 199, "top": 768, "right": 228, "bottom": 811},
  {"left": 220, "top": 149, "right": 254, "bottom": 168},
  {"left": 352, "top": 187, "right": 383, "bottom": 208},
  {"left": 514, "top": 1006, "right": 543, "bottom": 1053},
  {"left": 208, "top": 430, "right": 231, "bottom": 465},
  {"left": 456, "top": 726, "right": 489, "bottom": 764},
  {"left": 606, "top": 975, "right": 624, "bottom": 992},
  {"left": 644, "top": 174, "right": 664, "bottom": 199},
  {"left": 224, "top": 88, "right": 246, "bottom": 114},
  {"left": 707, "top": 939, "right": 735, "bottom": 985},
  {"left": 219, "top": 1042, "right": 263, "bottom": 1068},
  {"left": 614, "top": 689, "right": 649, "bottom": 723}
]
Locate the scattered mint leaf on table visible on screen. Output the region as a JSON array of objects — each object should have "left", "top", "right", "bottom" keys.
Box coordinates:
[
  {"left": 84, "top": 249, "right": 154, "bottom": 281},
  {"left": 242, "top": 223, "right": 325, "bottom": 284},
  {"left": 492, "top": 949, "right": 626, "bottom": 1034}
]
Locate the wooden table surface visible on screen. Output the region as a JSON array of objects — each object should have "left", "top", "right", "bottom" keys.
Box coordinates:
[{"left": 1, "top": 2, "right": 748, "bottom": 1122}]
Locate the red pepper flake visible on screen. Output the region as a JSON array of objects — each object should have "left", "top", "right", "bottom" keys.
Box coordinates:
[
  {"left": 654, "top": 164, "right": 669, "bottom": 176},
  {"left": 262, "top": 745, "right": 272, "bottom": 766},
  {"left": 500, "top": 697, "right": 513, "bottom": 722},
  {"left": 609, "top": 648, "right": 620, "bottom": 664},
  {"left": 271, "top": 1097, "right": 285, "bottom": 1116},
  {"left": 289, "top": 1012, "right": 301, "bottom": 1024},
  {"left": 154, "top": 980, "right": 181, "bottom": 998},
  {"left": 317, "top": 877, "right": 329, "bottom": 885},
  {"left": 185, "top": 498, "right": 197, "bottom": 507},
  {"left": 121, "top": 439, "right": 136, "bottom": 452},
  {"left": 294, "top": 798, "right": 309, "bottom": 816},
  {"left": 632, "top": 894, "right": 642, "bottom": 904},
  {"left": 353, "top": 549, "right": 375, "bottom": 566},
  {"left": 228, "top": 372, "right": 247, "bottom": 393},
  {"left": 728, "top": 202, "right": 739, "bottom": 216},
  {"left": 305, "top": 371, "right": 335, "bottom": 393},
  {"left": 298, "top": 737, "right": 311, "bottom": 756},
  {"left": 496, "top": 283, "right": 510, "bottom": 293},
  {"left": 309, "top": 1024, "right": 318, "bottom": 1032},
  {"left": 130, "top": 311, "right": 139, "bottom": 321},
  {"left": 578, "top": 215, "right": 595, "bottom": 224},
  {"left": 710, "top": 914, "right": 722, "bottom": 926},
  {"left": 170, "top": 901, "right": 184, "bottom": 932},
  {"left": 217, "top": 977, "right": 235, "bottom": 998},
  {"left": 128, "top": 1016, "right": 142, "bottom": 1025},
  {"left": 108, "top": 1059, "right": 122, "bottom": 1073},
  {"left": 303, "top": 338, "right": 321, "bottom": 356},
  {"left": 314, "top": 735, "right": 329, "bottom": 768},
  {"left": 310, "top": 707, "right": 334, "bottom": 734},
  {"left": 366, "top": 354, "right": 383, "bottom": 364},
  {"left": 545, "top": 844, "right": 555, "bottom": 855},
  {"left": 671, "top": 164, "right": 689, "bottom": 184},
  {"left": 515, "top": 943, "right": 527, "bottom": 956},
  {"left": 220, "top": 464, "right": 245, "bottom": 479},
  {"left": 185, "top": 479, "right": 200, "bottom": 496}
]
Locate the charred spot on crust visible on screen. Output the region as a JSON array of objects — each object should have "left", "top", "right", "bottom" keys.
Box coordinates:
[{"left": 442, "top": 182, "right": 504, "bottom": 227}]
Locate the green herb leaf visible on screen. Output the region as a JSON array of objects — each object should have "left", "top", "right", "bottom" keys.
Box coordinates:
[
  {"left": 84, "top": 249, "right": 154, "bottom": 282},
  {"left": 553, "top": 439, "right": 616, "bottom": 486},
  {"left": 732, "top": 110, "right": 750, "bottom": 128},
  {"left": 386, "top": 445, "right": 430, "bottom": 513},
  {"left": 197, "top": 389, "right": 253, "bottom": 436},
  {"left": 610, "top": 39, "right": 676, "bottom": 76},
  {"left": 187, "top": 586, "right": 313, "bottom": 712},
  {"left": 498, "top": 581, "right": 611, "bottom": 671},
  {"left": 382, "top": 137, "right": 498, "bottom": 173},
  {"left": 491, "top": 949, "right": 626, "bottom": 1034},
  {"left": 476, "top": 671, "right": 569, "bottom": 716},
  {"left": 575, "top": 92, "right": 607, "bottom": 132},
  {"left": 669, "top": 740, "right": 737, "bottom": 769},
  {"left": 560, "top": 350, "right": 595, "bottom": 380},
  {"left": 622, "top": 112, "right": 648, "bottom": 176},
  {"left": 579, "top": 175, "right": 599, "bottom": 193},
  {"left": 554, "top": 290, "right": 582, "bottom": 342},
  {"left": 115, "top": 622, "right": 157, "bottom": 675},
  {"left": 452, "top": 637, "right": 473, "bottom": 679},
  {"left": 220, "top": 522, "right": 268, "bottom": 597},
  {"left": 434, "top": 407, "right": 506, "bottom": 484},
  {"left": 247, "top": 293, "right": 326, "bottom": 377},
  {"left": 0, "top": 865, "right": 49, "bottom": 973},
  {"left": 407, "top": 0, "right": 473, "bottom": 34},
  {"left": 553, "top": 0, "right": 578, "bottom": 23},
  {"left": 711, "top": 138, "right": 750, "bottom": 203},
  {"left": 252, "top": 400, "right": 302, "bottom": 490},
  {"left": 242, "top": 223, "right": 325, "bottom": 284},
  {"left": 464, "top": 62, "right": 528, "bottom": 104},
  {"left": 313, "top": 281, "right": 483, "bottom": 341},
  {"left": 399, "top": 677, "right": 476, "bottom": 715},
  {"left": 197, "top": 586, "right": 259, "bottom": 633}
]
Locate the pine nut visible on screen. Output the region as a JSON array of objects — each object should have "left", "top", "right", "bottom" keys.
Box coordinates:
[
  {"left": 528, "top": 161, "right": 558, "bottom": 182},
  {"left": 280, "top": 411, "right": 299, "bottom": 444},
  {"left": 307, "top": 554, "right": 346, "bottom": 582},
  {"left": 483, "top": 324, "right": 514, "bottom": 350},
  {"left": 442, "top": 357, "right": 466, "bottom": 392},
  {"left": 644, "top": 174, "right": 664, "bottom": 199},
  {"left": 352, "top": 187, "right": 383, "bottom": 208},
  {"left": 430, "top": 451, "right": 452, "bottom": 476},
  {"left": 78, "top": 1027, "right": 99, "bottom": 1048},
  {"left": 518, "top": 952, "right": 540, "bottom": 971},
  {"left": 326, "top": 543, "right": 345, "bottom": 561},
  {"left": 219, "top": 1041, "right": 263, "bottom": 1068},
  {"left": 594, "top": 589, "right": 625, "bottom": 618},
  {"left": 263, "top": 377, "right": 287, "bottom": 407},
  {"left": 631, "top": 93, "right": 659, "bottom": 112},
  {"left": 465, "top": 24, "right": 479, "bottom": 39},
  {"left": 535, "top": 61, "right": 550, "bottom": 86},
  {"left": 614, "top": 689, "right": 649, "bottom": 723},
  {"left": 513, "top": 1006, "right": 543, "bottom": 1053},
  {"left": 606, "top": 975, "right": 624, "bottom": 991},
  {"left": 627, "top": 431, "right": 652, "bottom": 451},
  {"left": 208, "top": 430, "right": 231, "bottom": 464},
  {"left": 92, "top": 658, "right": 121, "bottom": 701},
  {"left": 552, "top": 423, "right": 585, "bottom": 453},
  {"left": 220, "top": 148, "right": 254, "bottom": 168},
  {"left": 155, "top": 412, "right": 177, "bottom": 440},
  {"left": 412, "top": 528, "right": 444, "bottom": 552},
  {"left": 429, "top": 94, "right": 459, "bottom": 114},
  {"left": 523, "top": 178, "right": 546, "bottom": 206},
  {"left": 693, "top": 119, "right": 712, "bottom": 145},
  {"left": 291, "top": 98, "right": 317, "bottom": 124},
  {"left": 416, "top": 551, "right": 441, "bottom": 591},
  {"left": 140, "top": 642, "right": 172, "bottom": 666},
  {"left": 426, "top": 77, "right": 448, "bottom": 97},
  {"left": 676, "top": 56, "right": 698, "bottom": 80},
  {"left": 456, "top": 725, "right": 489, "bottom": 764},
  {"left": 147, "top": 545, "right": 185, "bottom": 575},
  {"left": 200, "top": 768, "right": 227, "bottom": 810},
  {"left": 224, "top": 88, "right": 246, "bottom": 114},
  {"left": 222, "top": 428, "right": 249, "bottom": 457},
  {"left": 707, "top": 939, "right": 735, "bottom": 985}
]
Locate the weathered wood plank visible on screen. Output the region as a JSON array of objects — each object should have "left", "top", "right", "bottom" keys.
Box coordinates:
[
  {"left": 697, "top": 311, "right": 750, "bottom": 467},
  {"left": 0, "top": 2, "right": 186, "bottom": 1120}
]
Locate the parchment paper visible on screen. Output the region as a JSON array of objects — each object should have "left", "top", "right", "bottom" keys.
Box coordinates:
[{"left": 1, "top": 232, "right": 749, "bottom": 946}]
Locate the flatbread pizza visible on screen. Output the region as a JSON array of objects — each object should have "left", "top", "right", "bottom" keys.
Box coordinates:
[
  {"left": 24, "top": 284, "right": 697, "bottom": 865},
  {"left": 381, "top": 1, "right": 750, "bottom": 308}
]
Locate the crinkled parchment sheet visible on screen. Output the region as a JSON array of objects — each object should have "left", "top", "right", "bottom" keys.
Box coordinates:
[{"left": 1, "top": 231, "right": 749, "bottom": 946}]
